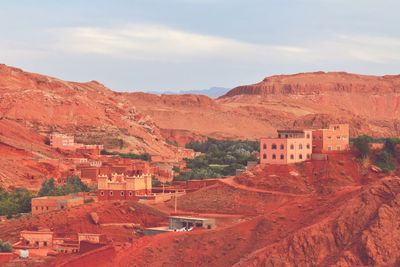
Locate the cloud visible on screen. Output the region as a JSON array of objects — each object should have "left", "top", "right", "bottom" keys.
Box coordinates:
[{"left": 52, "top": 24, "right": 309, "bottom": 62}]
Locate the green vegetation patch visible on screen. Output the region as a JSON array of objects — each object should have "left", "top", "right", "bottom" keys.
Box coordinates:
[
  {"left": 101, "top": 149, "right": 150, "bottom": 161},
  {"left": 174, "top": 138, "right": 259, "bottom": 181},
  {"left": 353, "top": 135, "right": 400, "bottom": 173},
  {"left": 0, "top": 240, "right": 12, "bottom": 252}
]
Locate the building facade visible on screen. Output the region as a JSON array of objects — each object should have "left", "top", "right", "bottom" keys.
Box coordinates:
[
  {"left": 312, "top": 124, "right": 349, "bottom": 152},
  {"left": 31, "top": 195, "right": 84, "bottom": 215},
  {"left": 50, "top": 133, "right": 75, "bottom": 149},
  {"left": 97, "top": 173, "right": 152, "bottom": 201},
  {"left": 260, "top": 129, "right": 313, "bottom": 164}
]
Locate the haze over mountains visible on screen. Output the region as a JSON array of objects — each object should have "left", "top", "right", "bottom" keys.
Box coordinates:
[{"left": 148, "top": 87, "right": 230, "bottom": 98}]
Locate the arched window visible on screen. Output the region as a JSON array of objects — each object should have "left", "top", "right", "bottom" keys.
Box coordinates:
[
  {"left": 129, "top": 191, "right": 133, "bottom": 196},
  {"left": 100, "top": 191, "right": 104, "bottom": 196},
  {"left": 280, "top": 144, "right": 284, "bottom": 150},
  {"left": 280, "top": 154, "right": 284, "bottom": 159},
  {"left": 307, "top": 154, "right": 310, "bottom": 159},
  {"left": 306, "top": 144, "right": 310, "bottom": 149},
  {"left": 109, "top": 191, "right": 113, "bottom": 196},
  {"left": 120, "top": 191, "right": 125, "bottom": 196},
  {"left": 290, "top": 154, "right": 294, "bottom": 159},
  {"left": 299, "top": 154, "right": 303, "bottom": 159},
  {"left": 299, "top": 144, "right": 303, "bottom": 149},
  {"left": 290, "top": 144, "right": 294, "bottom": 150},
  {"left": 272, "top": 144, "right": 277, "bottom": 150},
  {"left": 263, "top": 144, "right": 267, "bottom": 149},
  {"left": 306, "top": 133, "right": 310, "bottom": 138},
  {"left": 272, "top": 154, "right": 276, "bottom": 159},
  {"left": 263, "top": 154, "right": 267, "bottom": 159}
]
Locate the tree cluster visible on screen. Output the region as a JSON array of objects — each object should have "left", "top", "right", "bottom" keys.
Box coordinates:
[
  {"left": 174, "top": 138, "right": 259, "bottom": 181},
  {"left": 353, "top": 136, "right": 400, "bottom": 173},
  {"left": 0, "top": 187, "right": 33, "bottom": 218},
  {"left": 38, "top": 176, "right": 90, "bottom": 197}
]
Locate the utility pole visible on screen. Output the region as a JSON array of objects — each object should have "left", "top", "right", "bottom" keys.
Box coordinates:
[{"left": 174, "top": 190, "right": 177, "bottom": 214}]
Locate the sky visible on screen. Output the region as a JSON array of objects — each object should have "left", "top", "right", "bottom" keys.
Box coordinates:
[{"left": 1, "top": 0, "right": 400, "bottom": 92}]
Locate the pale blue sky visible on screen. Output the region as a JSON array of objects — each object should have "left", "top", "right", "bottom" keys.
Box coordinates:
[{"left": 1, "top": 0, "right": 399, "bottom": 91}]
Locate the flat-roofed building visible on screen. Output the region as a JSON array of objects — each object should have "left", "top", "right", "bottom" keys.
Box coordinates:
[
  {"left": 20, "top": 230, "right": 54, "bottom": 248},
  {"left": 260, "top": 129, "right": 313, "bottom": 164},
  {"left": 169, "top": 216, "right": 216, "bottom": 230},
  {"left": 97, "top": 173, "right": 152, "bottom": 201},
  {"left": 50, "top": 133, "right": 76, "bottom": 150},
  {"left": 312, "top": 124, "right": 349, "bottom": 152},
  {"left": 31, "top": 195, "right": 84, "bottom": 215}
]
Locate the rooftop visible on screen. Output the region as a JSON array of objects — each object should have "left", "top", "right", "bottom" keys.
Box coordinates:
[{"left": 169, "top": 216, "right": 213, "bottom": 221}]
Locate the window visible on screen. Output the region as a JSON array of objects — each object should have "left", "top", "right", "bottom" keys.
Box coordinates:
[
  {"left": 328, "top": 136, "right": 332, "bottom": 140},
  {"left": 100, "top": 191, "right": 104, "bottom": 196},
  {"left": 120, "top": 191, "right": 125, "bottom": 196},
  {"left": 299, "top": 154, "right": 303, "bottom": 159},
  {"left": 263, "top": 144, "right": 267, "bottom": 149},
  {"left": 280, "top": 144, "right": 284, "bottom": 150},
  {"left": 285, "top": 134, "right": 288, "bottom": 138},
  {"left": 306, "top": 144, "right": 310, "bottom": 149},
  {"left": 290, "top": 154, "right": 294, "bottom": 159},
  {"left": 306, "top": 133, "right": 310, "bottom": 138},
  {"left": 272, "top": 154, "right": 276, "bottom": 159},
  {"left": 46, "top": 206, "right": 49, "bottom": 210},
  {"left": 337, "top": 136, "right": 341, "bottom": 140},
  {"left": 290, "top": 144, "right": 294, "bottom": 150},
  {"left": 299, "top": 144, "right": 303, "bottom": 149},
  {"left": 272, "top": 144, "right": 277, "bottom": 150},
  {"left": 263, "top": 154, "right": 267, "bottom": 159},
  {"left": 109, "top": 191, "right": 113, "bottom": 196},
  {"left": 337, "top": 146, "right": 341, "bottom": 150},
  {"left": 328, "top": 146, "right": 332, "bottom": 151},
  {"left": 307, "top": 154, "right": 310, "bottom": 159},
  {"left": 342, "top": 135, "right": 347, "bottom": 139},
  {"left": 280, "top": 154, "right": 284, "bottom": 159},
  {"left": 44, "top": 241, "right": 47, "bottom": 247},
  {"left": 129, "top": 191, "right": 133, "bottom": 197}
]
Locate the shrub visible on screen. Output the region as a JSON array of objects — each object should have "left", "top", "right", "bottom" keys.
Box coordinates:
[
  {"left": 0, "top": 240, "right": 12, "bottom": 252},
  {"left": 100, "top": 150, "right": 150, "bottom": 161},
  {"left": 353, "top": 135, "right": 373, "bottom": 158},
  {"left": 375, "top": 150, "right": 395, "bottom": 173}
]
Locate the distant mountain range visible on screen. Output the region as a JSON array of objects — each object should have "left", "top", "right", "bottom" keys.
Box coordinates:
[{"left": 148, "top": 87, "right": 230, "bottom": 98}]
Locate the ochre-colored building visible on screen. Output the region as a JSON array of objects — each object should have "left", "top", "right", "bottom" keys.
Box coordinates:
[
  {"left": 97, "top": 173, "right": 152, "bottom": 201},
  {"left": 312, "top": 124, "right": 349, "bottom": 152},
  {"left": 31, "top": 195, "right": 84, "bottom": 215},
  {"left": 50, "top": 133, "right": 76, "bottom": 150},
  {"left": 260, "top": 129, "right": 313, "bottom": 164},
  {"left": 20, "top": 230, "right": 54, "bottom": 248},
  {"left": 17, "top": 231, "right": 105, "bottom": 254}
]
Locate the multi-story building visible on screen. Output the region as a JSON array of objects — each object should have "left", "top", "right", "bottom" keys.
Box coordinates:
[
  {"left": 50, "top": 133, "right": 75, "bottom": 149},
  {"left": 312, "top": 124, "right": 349, "bottom": 152},
  {"left": 260, "top": 129, "right": 313, "bottom": 164},
  {"left": 97, "top": 173, "right": 152, "bottom": 201}
]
